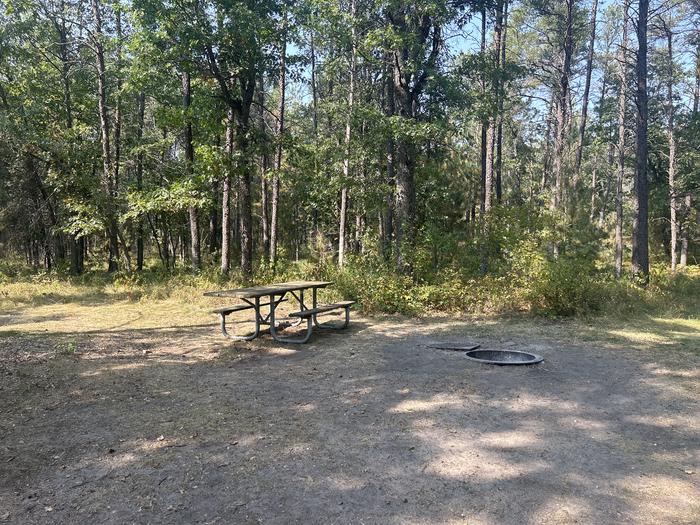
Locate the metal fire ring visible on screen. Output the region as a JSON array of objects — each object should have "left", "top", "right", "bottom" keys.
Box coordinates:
[{"left": 464, "top": 349, "right": 543, "bottom": 366}]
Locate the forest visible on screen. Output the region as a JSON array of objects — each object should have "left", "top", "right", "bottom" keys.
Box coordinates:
[
  {"left": 2, "top": 2, "right": 700, "bottom": 522},
  {"left": 1, "top": 0, "right": 699, "bottom": 315}
]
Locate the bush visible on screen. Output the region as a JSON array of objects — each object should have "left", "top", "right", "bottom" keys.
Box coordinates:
[
  {"left": 526, "top": 257, "right": 603, "bottom": 316},
  {"left": 1, "top": 232, "right": 697, "bottom": 321},
  {"left": 319, "top": 258, "right": 422, "bottom": 314}
]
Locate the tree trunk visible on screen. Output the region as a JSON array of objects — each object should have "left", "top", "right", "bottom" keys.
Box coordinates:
[
  {"left": 383, "top": 61, "right": 395, "bottom": 262},
  {"left": 221, "top": 110, "right": 233, "bottom": 275},
  {"left": 541, "top": 90, "right": 556, "bottom": 191},
  {"left": 114, "top": 8, "right": 122, "bottom": 192},
  {"left": 484, "top": 0, "right": 503, "bottom": 214},
  {"left": 479, "top": 5, "right": 488, "bottom": 214},
  {"left": 136, "top": 91, "right": 146, "bottom": 271},
  {"left": 182, "top": 72, "right": 201, "bottom": 271},
  {"left": 236, "top": 103, "right": 254, "bottom": 280},
  {"left": 310, "top": 26, "right": 319, "bottom": 139},
  {"left": 664, "top": 22, "right": 677, "bottom": 272},
  {"left": 614, "top": 0, "right": 629, "bottom": 279},
  {"left": 258, "top": 73, "right": 270, "bottom": 260},
  {"left": 681, "top": 48, "right": 699, "bottom": 266},
  {"left": 632, "top": 0, "right": 649, "bottom": 282},
  {"left": 394, "top": 138, "right": 416, "bottom": 272},
  {"left": 338, "top": 187, "right": 349, "bottom": 266},
  {"left": 270, "top": 14, "right": 286, "bottom": 269},
  {"left": 91, "top": 0, "right": 119, "bottom": 271},
  {"left": 235, "top": 69, "right": 257, "bottom": 279},
  {"left": 338, "top": 0, "right": 356, "bottom": 267},
  {"left": 495, "top": 0, "right": 509, "bottom": 204},
  {"left": 388, "top": 7, "right": 439, "bottom": 273},
  {"left": 552, "top": 0, "right": 574, "bottom": 212},
  {"left": 590, "top": 165, "right": 597, "bottom": 221},
  {"left": 209, "top": 180, "right": 219, "bottom": 254}
]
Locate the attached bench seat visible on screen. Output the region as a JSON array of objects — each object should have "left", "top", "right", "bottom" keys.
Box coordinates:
[
  {"left": 212, "top": 297, "right": 287, "bottom": 316},
  {"left": 271, "top": 300, "right": 355, "bottom": 344},
  {"left": 212, "top": 298, "right": 355, "bottom": 344},
  {"left": 288, "top": 300, "right": 356, "bottom": 318}
]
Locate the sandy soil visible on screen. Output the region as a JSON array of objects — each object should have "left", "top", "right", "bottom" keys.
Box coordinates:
[{"left": 1, "top": 310, "right": 698, "bottom": 524}]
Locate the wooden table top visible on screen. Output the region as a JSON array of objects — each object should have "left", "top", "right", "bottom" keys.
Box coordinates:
[{"left": 203, "top": 281, "right": 332, "bottom": 299}]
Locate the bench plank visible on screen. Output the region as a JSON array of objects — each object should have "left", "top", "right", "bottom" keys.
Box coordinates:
[
  {"left": 289, "top": 301, "right": 355, "bottom": 318},
  {"left": 212, "top": 297, "right": 287, "bottom": 315}
]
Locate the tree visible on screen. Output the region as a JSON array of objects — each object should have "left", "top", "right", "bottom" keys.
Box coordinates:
[
  {"left": 270, "top": 6, "right": 287, "bottom": 270},
  {"left": 615, "top": 0, "right": 630, "bottom": 279},
  {"left": 632, "top": 0, "right": 650, "bottom": 282},
  {"left": 1, "top": 0, "right": 697, "bottom": 285},
  {"left": 661, "top": 16, "right": 678, "bottom": 272},
  {"left": 91, "top": 0, "right": 120, "bottom": 271},
  {"left": 385, "top": 1, "right": 460, "bottom": 271},
  {"left": 182, "top": 71, "right": 201, "bottom": 271},
  {"left": 681, "top": 35, "right": 699, "bottom": 266},
  {"left": 337, "top": 0, "right": 356, "bottom": 267},
  {"left": 551, "top": 0, "right": 575, "bottom": 213}
]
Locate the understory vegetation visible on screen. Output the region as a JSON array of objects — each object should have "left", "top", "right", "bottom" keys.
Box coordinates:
[{"left": 2, "top": 231, "right": 698, "bottom": 319}]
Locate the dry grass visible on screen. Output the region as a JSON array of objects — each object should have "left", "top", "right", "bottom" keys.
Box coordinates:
[{"left": 1, "top": 276, "right": 698, "bottom": 357}]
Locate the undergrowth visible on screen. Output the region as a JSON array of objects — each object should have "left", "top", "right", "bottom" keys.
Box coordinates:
[{"left": 1, "top": 255, "right": 698, "bottom": 321}]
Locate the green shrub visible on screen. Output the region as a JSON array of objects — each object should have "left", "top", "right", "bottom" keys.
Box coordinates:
[
  {"left": 1, "top": 234, "right": 697, "bottom": 321},
  {"left": 526, "top": 257, "right": 603, "bottom": 316}
]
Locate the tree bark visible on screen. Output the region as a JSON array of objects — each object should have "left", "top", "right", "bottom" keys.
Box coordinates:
[
  {"left": 386, "top": 6, "right": 441, "bottom": 272},
  {"left": 541, "top": 90, "right": 556, "bottom": 191},
  {"left": 270, "top": 12, "right": 286, "bottom": 269},
  {"left": 221, "top": 109, "right": 233, "bottom": 275},
  {"left": 136, "top": 91, "right": 146, "bottom": 271},
  {"left": 237, "top": 113, "right": 253, "bottom": 280},
  {"left": 590, "top": 165, "right": 597, "bottom": 221},
  {"left": 632, "top": 0, "right": 649, "bottom": 282},
  {"left": 114, "top": 7, "right": 122, "bottom": 192},
  {"left": 479, "top": 5, "right": 488, "bottom": 214},
  {"left": 182, "top": 71, "right": 201, "bottom": 271},
  {"left": 338, "top": 0, "right": 356, "bottom": 267},
  {"left": 258, "top": 73, "right": 270, "bottom": 260},
  {"left": 681, "top": 47, "right": 699, "bottom": 266},
  {"left": 551, "top": 0, "right": 574, "bottom": 212},
  {"left": 209, "top": 179, "right": 219, "bottom": 254},
  {"left": 495, "top": 0, "right": 509, "bottom": 204},
  {"left": 485, "top": 0, "right": 503, "bottom": 214},
  {"left": 664, "top": 22, "right": 677, "bottom": 272},
  {"left": 614, "top": 0, "right": 629, "bottom": 279},
  {"left": 310, "top": 25, "right": 319, "bottom": 139},
  {"left": 236, "top": 69, "right": 256, "bottom": 280}
]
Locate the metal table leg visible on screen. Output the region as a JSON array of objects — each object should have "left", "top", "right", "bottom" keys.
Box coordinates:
[
  {"left": 269, "top": 292, "right": 313, "bottom": 344},
  {"left": 288, "top": 289, "right": 304, "bottom": 327},
  {"left": 219, "top": 297, "right": 261, "bottom": 341}
]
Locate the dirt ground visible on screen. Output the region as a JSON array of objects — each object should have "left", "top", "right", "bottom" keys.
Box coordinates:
[{"left": 1, "top": 303, "right": 699, "bottom": 524}]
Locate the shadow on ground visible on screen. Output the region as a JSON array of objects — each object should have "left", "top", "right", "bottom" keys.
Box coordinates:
[{"left": 0, "top": 315, "right": 698, "bottom": 524}]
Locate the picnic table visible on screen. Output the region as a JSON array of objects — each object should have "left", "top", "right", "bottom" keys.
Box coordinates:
[{"left": 203, "top": 281, "right": 355, "bottom": 344}]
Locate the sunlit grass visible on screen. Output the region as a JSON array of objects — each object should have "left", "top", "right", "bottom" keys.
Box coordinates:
[{"left": 1, "top": 262, "right": 698, "bottom": 355}]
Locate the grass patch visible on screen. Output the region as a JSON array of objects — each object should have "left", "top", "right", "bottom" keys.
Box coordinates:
[{"left": 1, "top": 259, "right": 698, "bottom": 356}]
